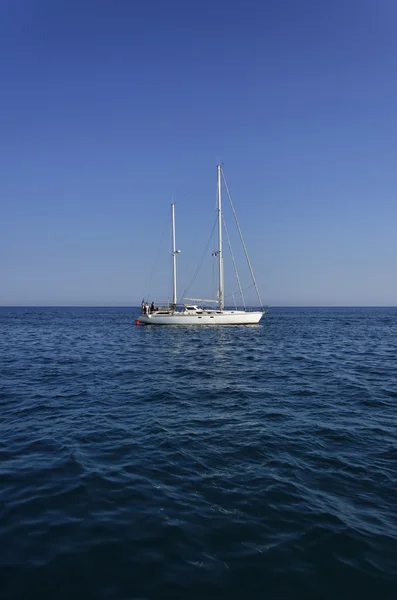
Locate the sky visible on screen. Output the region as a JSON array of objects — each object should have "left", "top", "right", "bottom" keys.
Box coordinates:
[{"left": 1, "top": 0, "right": 396, "bottom": 306}]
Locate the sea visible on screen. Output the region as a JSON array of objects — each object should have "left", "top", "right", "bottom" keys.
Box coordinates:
[{"left": 1, "top": 306, "right": 396, "bottom": 600}]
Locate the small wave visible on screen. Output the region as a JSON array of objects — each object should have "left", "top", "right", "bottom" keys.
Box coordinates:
[{"left": 1, "top": 306, "right": 397, "bottom": 598}]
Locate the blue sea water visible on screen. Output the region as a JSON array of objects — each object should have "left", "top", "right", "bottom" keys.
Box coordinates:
[{"left": 1, "top": 306, "right": 397, "bottom": 600}]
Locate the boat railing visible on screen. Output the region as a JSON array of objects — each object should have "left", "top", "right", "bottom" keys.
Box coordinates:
[{"left": 225, "top": 305, "right": 268, "bottom": 312}]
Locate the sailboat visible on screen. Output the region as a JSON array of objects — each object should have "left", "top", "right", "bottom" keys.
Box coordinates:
[{"left": 138, "top": 165, "right": 266, "bottom": 325}]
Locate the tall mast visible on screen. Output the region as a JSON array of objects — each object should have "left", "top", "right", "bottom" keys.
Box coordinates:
[
  {"left": 217, "top": 165, "right": 224, "bottom": 311},
  {"left": 171, "top": 203, "right": 178, "bottom": 306}
]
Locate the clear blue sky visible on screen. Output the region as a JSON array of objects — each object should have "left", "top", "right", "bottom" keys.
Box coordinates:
[{"left": 1, "top": 0, "right": 396, "bottom": 306}]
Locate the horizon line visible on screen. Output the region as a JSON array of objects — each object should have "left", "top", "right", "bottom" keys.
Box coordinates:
[{"left": 1, "top": 305, "right": 396, "bottom": 309}]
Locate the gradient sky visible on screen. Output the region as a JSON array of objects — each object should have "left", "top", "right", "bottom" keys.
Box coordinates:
[{"left": 1, "top": 0, "right": 396, "bottom": 306}]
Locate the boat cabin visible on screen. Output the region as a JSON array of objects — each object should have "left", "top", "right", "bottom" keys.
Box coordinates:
[{"left": 183, "top": 305, "right": 203, "bottom": 314}]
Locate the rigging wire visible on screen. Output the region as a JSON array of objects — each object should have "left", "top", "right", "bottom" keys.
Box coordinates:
[
  {"left": 221, "top": 169, "right": 263, "bottom": 309},
  {"left": 181, "top": 216, "right": 218, "bottom": 300},
  {"left": 225, "top": 283, "right": 255, "bottom": 299},
  {"left": 212, "top": 244, "right": 216, "bottom": 301},
  {"left": 222, "top": 214, "right": 246, "bottom": 309}
]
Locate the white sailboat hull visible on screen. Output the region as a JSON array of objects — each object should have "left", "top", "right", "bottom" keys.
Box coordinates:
[{"left": 138, "top": 310, "right": 264, "bottom": 325}]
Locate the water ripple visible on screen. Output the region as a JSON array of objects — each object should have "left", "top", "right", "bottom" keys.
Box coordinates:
[{"left": 0, "top": 307, "right": 397, "bottom": 599}]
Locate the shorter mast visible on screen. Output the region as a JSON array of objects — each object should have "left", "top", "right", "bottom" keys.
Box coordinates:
[
  {"left": 217, "top": 165, "right": 224, "bottom": 311},
  {"left": 171, "top": 203, "right": 180, "bottom": 306}
]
